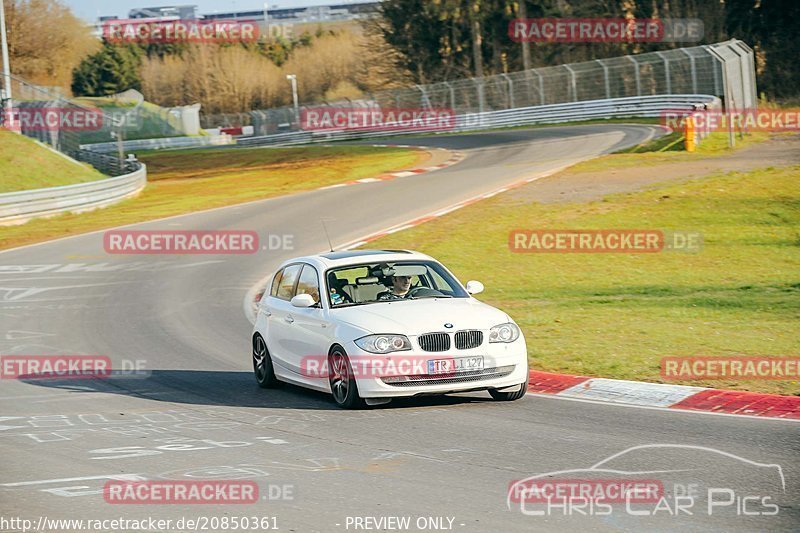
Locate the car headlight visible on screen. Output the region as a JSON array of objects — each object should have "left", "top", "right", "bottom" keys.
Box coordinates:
[
  {"left": 354, "top": 334, "right": 412, "bottom": 353},
  {"left": 488, "top": 322, "right": 520, "bottom": 343}
]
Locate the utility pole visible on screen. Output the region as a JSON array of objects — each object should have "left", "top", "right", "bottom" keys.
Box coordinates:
[{"left": 0, "top": 0, "right": 13, "bottom": 129}]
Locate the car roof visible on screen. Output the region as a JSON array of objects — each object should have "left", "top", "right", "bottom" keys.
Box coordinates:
[{"left": 281, "top": 249, "right": 435, "bottom": 269}]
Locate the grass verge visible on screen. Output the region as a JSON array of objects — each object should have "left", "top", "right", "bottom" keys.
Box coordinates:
[
  {"left": 364, "top": 160, "right": 800, "bottom": 395},
  {"left": 0, "top": 145, "right": 421, "bottom": 251},
  {"left": 574, "top": 131, "right": 771, "bottom": 172},
  {"left": 0, "top": 129, "right": 105, "bottom": 193}
]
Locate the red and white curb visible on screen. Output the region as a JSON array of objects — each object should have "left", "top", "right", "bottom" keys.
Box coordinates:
[
  {"left": 528, "top": 370, "right": 800, "bottom": 420},
  {"left": 319, "top": 145, "right": 465, "bottom": 190}
]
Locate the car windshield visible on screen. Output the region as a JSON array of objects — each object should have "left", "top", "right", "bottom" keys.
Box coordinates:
[{"left": 326, "top": 260, "right": 469, "bottom": 307}]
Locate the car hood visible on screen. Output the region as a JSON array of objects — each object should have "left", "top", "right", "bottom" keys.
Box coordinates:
[{"left": 332, "top": 297, "right": 510, "bottom": 335}]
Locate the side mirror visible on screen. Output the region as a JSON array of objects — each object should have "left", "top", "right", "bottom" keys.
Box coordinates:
[
  {"left": 465, "top": 280, "right": 484, "bottom": 295},
  {"left": 291, "top": 293, "right": 317, "bottom": 308}
]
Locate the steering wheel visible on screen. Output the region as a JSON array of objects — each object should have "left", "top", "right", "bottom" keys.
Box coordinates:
[{"left": 406, "top": 286, "right": 443, "bottom": 298}]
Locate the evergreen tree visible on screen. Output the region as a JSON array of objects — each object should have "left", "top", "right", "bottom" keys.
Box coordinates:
[{"left": 72, "top": 43, "right": 142, "bottom": 96}]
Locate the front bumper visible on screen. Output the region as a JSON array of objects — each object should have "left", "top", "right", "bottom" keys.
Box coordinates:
[{"left": 345, "top": 338, "right": 528, "bottom": 398}]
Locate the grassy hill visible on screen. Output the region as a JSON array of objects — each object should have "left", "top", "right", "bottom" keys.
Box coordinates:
[{"left": 0, "top": 129, "right": 105, "bottom": 193}]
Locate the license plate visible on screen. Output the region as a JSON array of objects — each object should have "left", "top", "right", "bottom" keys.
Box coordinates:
[{"left": 428, "top": 356, "right": 484, "bottom": 375}]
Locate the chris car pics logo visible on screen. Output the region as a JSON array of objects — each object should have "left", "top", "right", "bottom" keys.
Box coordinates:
[{"left": 508, "top": 444, "right": 785, "bottom": 518}]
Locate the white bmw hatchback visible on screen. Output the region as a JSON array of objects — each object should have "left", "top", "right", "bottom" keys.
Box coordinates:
[{"left": 251, "top": 250, "right": 528, "bottom": 408}]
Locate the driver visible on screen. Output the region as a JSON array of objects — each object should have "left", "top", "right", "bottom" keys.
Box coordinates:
[{"left": 377, "top": 275, "right": 413, "bottom": 300}]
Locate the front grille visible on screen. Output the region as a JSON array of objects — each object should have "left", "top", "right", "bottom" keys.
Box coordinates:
[
  {"left": 455, "top": 330, "right": 483, "bottom": 350},
  {"left": 418, "top": 332, "right": 450, "bottom": 352},
  {"left": 381, "top": 365, "right": 515, "bottom": 387}
]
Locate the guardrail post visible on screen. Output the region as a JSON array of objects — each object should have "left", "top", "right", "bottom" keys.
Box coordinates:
[
  {"left": 626, "top": 56, "right": 641, "bottom": 96},
  {"left": 656, "top": 51, "right": 671, "bottom": 93},
  {"left": 704, "top": 46, "right": 723, "bottom": 97},
  {"left": 704, "top": 45, "right": 734, "bottom": 147},
  {"left": 564, "top": 65, "right": 577, "bottom": 102},
  {"left": 444, "top": 81, "right": 456, "bottom": 112},
  {"left": 472, "top": 77, "right": 486, "bottom": 114},
  {"left": 681, "top": 50, "right": 698, "bottom": 94},
  {"left": 501, "top": 73, "right": 514, "bottom": 109},
  {"left": 534, "top": 69, "right": 544, "bottom": 105},
  {"left": 733, "top": 40, "right": 758, "bottom": 110},
  {"left": 596, "top": 59, "right": 611, "bottom": 99},
  {"left": 726, "top": 42, "right": 751, "bottom": 139},
  {"left": 416, "top": 84, "right": 432, "bottom": 109}
]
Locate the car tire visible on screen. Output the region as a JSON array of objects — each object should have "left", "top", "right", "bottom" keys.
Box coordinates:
[
  {"left": 253, "top": 334, "right": 281, "bottom": 389},
  {"left": 328, "top": 346, "right": 365, "bottom": 409},
  {"left": 489, "top": 381, "right": 528, "bottom": 401}
]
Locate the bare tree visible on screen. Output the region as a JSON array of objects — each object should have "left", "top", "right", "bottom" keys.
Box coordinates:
[{"left": 4, "top": 0, "right": 99, "bottom": 90}]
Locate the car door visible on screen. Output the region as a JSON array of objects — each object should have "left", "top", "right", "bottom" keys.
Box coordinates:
[
  {"left": 265, "top": 263, "right": 302, "bottom": 373},
  {"left": 284, "top": 264, "right": 332, "bottom": 380}
]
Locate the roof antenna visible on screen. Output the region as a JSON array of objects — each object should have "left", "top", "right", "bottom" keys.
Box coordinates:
[{"left": 320, "top": 219, "right": 334, "bottom": 252}]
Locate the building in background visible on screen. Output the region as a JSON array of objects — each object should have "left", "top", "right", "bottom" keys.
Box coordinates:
[
  {"left": 129, "top": 5, "right": 198, "bottom": 19},
  {"left": 95, "top": 2, "right": 380, "bottom": 40}
]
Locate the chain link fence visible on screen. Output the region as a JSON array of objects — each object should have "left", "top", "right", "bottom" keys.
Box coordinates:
[
  {"left": 249, "top": 39, "right": 756, "bottom": 137},
  {"left": 1, "top": 76, "right": 198, "bottom": 176},
  {"left": 1, "top": 40, "right": 756, "bottom": 153}
]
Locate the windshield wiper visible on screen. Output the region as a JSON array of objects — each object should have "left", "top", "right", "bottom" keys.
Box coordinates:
[{"left": 332, "top": 301, "right": 373, "bottom": 308}]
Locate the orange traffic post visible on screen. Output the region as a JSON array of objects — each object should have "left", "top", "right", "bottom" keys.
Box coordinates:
[{"left": 684, "top": 115, "right": 696, "bottom": 152}]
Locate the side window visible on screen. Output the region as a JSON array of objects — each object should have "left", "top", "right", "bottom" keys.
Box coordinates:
[
  {"left": 296, "top": 265, "right": 320, "bottom": 304},
  {"left": 276, "top": 264, "right": 301, "bottom": 300},
  {"left": 270, "top": 269, "right": 284, "bottom": 297}
]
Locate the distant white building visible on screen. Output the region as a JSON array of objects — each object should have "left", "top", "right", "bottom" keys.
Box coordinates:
[
  {"left": 96, "top": 2, "right": 380, "bottom": 41},
  {"left": 128, "top": 5, "right": 198, "bottom": 20},
  {"left": 97, "top": 2, "right": 379, "bottom": 25}
]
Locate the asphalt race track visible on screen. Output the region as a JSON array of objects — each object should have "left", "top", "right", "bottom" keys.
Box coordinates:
[{"left": 1, "top": 125, "right": 798, "bottom": 532}]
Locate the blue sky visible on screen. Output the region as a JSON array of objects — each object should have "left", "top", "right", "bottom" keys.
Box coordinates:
[{"left": 64, "top": 0, "right": 366, "bottom": 22}]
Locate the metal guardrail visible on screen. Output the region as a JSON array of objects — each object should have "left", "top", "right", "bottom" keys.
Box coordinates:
[
  {"left": 80, "top": 134, "right": 234, "bottom": 153},
  {"left": 0, "top": 162, "right": 147, "bottom": 225},
  {"left": 236, "top": 94, "right": 720, "bottom": 147},
  {"left": 73, "top": 149, "right": 142, "bottom": 177}
]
